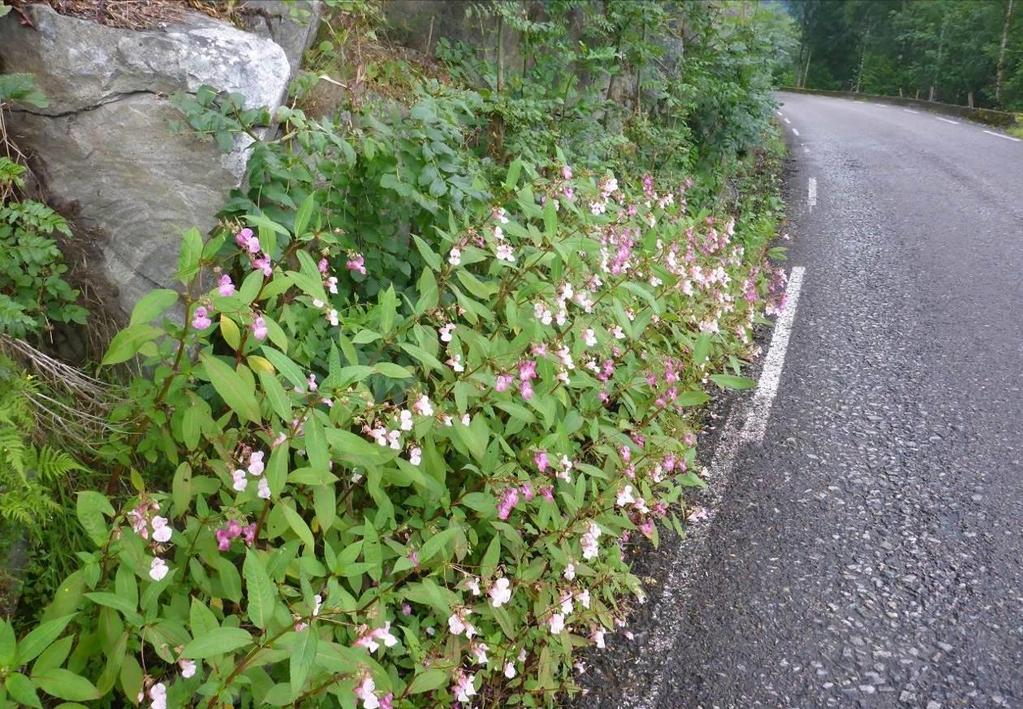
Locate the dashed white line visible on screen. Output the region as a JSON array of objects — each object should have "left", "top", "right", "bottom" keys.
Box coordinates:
[
  {"left": 783, "top": 117, "right": 791, "bottom": 124},
  {"left": 808, "top": 176, "right": 817, "bottom": 212},
  {"left": 903, "top": 108, "right": 920, "bottom": 114},
  {"left": 983, "top": 129, "right": 1022, "bottom": 142},
  {"left": 740, "top": 266, "right": 807, "bottom": 443},
  {"left": 776, "top": 110, "right": 783, "bottom": 117},
  {"left": 804, "top": 146, "right": 810, "bottom": 153},
  {"left": 792, "top": 128, "right": 800, "bottom": 136},
  {"left": 935, "top": 117, "right": 959, "bottom": 125}
]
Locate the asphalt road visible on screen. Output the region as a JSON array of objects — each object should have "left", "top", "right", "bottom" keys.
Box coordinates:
[{"left": 583, "top": 93, "right": 1023, "bottom": 708}]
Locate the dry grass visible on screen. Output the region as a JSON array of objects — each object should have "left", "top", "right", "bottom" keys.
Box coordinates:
[{"left": 30, "top": 0, "right": 230, "bottom": 29}]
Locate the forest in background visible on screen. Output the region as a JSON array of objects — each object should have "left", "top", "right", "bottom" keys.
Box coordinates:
[{"left": 786, "top": 0, "right": 1023, "bottom": 110}]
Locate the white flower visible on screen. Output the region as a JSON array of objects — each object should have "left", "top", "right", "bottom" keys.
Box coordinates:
[
  {"left": 564, "top": 563, "right": 576, "bottom": 581},
  {"left": 549, "top": 613, "right": 565, "bottom": 634},
  {"left": 413, "top": 395, "right": 434, "bottom": 416},
  {"left": 439, "top": 323, "right": 455, "bottom": 342},
  {"left": 592, "top": 627, "right": 606, "bottom": 649},
  {"left": 354, "top": 675, "right": 379, "bottom": 709},
  {"left": 149, "top": 682, "right": 167, "bottom": 709},
  {"left": 151, "top": 516, "right": 172, "bottom": 543},
  {"left": 489, "top": 577, "right": 512, "bottom": 608},
  {"left": 327, "top": 309, "right": 339, "bottom": 327},
  {"left": 495, "top": 243, "right": 515, "bottom": 263},
  {"left": 312, "top": 594, "right": 323, "bottom": 616},
  {"left": 448, "top": 609, "right": 472, "bottom": 636},
  {"left": 471, "top": 641, "right": 489, "bottom": 665},
  {"left": 399, "top": 409, "right": 414, "bottom": 432},
  {"left": 248, "top": 451, "right": 265, "bottom": 476},
  {"left": 454, "top": 671, "right": 477, "bottom": 703},
  {"left": 326, "top": 276, "right": 338, "bottom": 294},
  {"left": 461, "top": 413, "right": 471, "bottom": 426},
  {"left": 312, "top": 298, "right": 325, "bottom": 309},
  {"left": 387, "top": 430, "right": 401, "bottom": 450},
  {"left": 448, "top": 247, "right": 462, "bottom": 266},
  {"left": 577, "top": 589, "right": 591, "bottom": 609},
  {"left": 179, "top": 658, "right": 197, "bottom": 678},
  {"left": 232, "top": 469, "right": 247, "bottom": 492},
  {"left": 504, "top": 662, "right": 517, "bottom": 679},
  {"left": 408, "top": 446, "right": 422, "bottom": 466},
  {"left": 257, "top": 477, "right": 271, "bottom": 499},
  {"left": 560, "top": 591, "right": 574, "bottom": 615},
  {"left": 583, "top": 328, "right": 597, "bottom": 347},
  {"left": 616, "top": 485, "right": 636, "bottom": 508},
  {"left": 612, "top": 325, "right": 626, "bottom": 340},
  {"left": 466, "top": 576, "right": 481, "bottom": 596},
  {"left": 447, "top": 354, "right": 465, "bottom": 373},
  {"left": 590, "top": 200, "right": 606, "bottom": 215},
  {"left": 149, "top": 557, "right": 169, "bottom": 582}
]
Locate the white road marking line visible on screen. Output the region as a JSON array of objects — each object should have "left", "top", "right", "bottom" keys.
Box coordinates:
[
  {"left": 808, "top": 176, "right": 817, "bottom": 212},
  {"left": 983, "top": 129, "right": 1022, "bottom": 142},
  {"left": 935, "top": 116, "right": 959, "bottom": 125},
  {"left": 740, "top": 266, "right": 807, "bottom": 444},
  {"left": 629, "top": 265, "right": 807, "bottom": 709},
  {"left": 792, "top": 128, "right": 800, "bottom": 136},
  {"left": 783, "top": 117, "right": 791, "bottom": 124},
  {"left": 903, "top": 108, "right": 919, "bottom": 114},
  {"left": 804, "top": 146, "right": 810, "bottom": 153},
  {"left": 776, "top": 110, "right": 783, "bottom": 117}
]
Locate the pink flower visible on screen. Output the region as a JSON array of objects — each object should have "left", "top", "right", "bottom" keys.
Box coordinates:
[
  {"left": 253, "top": 256, "right": 272, "bottom": 277},
  {"left": 452, "top": 670, "right": 477, "bottom": 703},
  {"left": 561, "top": 165, "right": 573, "bottom": 180},
  {"left": 191, "top": 306, "right": 212, "bottom": 330},
  {"left": 242, "top": 523, "right": 257, "bottom": 546},
  {"left": 354, "top": 674, "right": 379, "bottom": 709},
  {"left": 216, "top": 528, "right": 232, "bottom": 551},
  {"left": 519, "top": 381, "right": 534, "bottom": 400},
  {"left": 346, "top": 253, "right": 367, "bottom": 275},
  {"left": 252, "top": 315, "right": 268, "bottom": 341},
  {"left": 217, "top": 274, "right": 236, "bottom": 297},
  {"left": 179, "top": 658, "right": 197, "bottom": 678},
  {"left": 495, "top": 374, "right": 513, "bottom": 392},
  {"left": 518, "top": 360, "right": 537, "bottom": 382},
  {"left": 318, "top": 258, "right": 329, "bottom": 274},
  {"left": 534, "top": 450, "right": 550, "bottom": 472},
  {"left": 497, "top": 487, "right": 519, "bottom": 520},
  {"left": 235, "top": 228, "right": 260, "bottom": 253}
]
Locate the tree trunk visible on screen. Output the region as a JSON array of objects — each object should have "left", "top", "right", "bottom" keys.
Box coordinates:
[
  {"left": 996, "top": 0, "right": 1015, "bottom": 105},
  {"left": 496, "top": 13, "right": 505, "bottom": 94},
  {"left": 930, "top": 15, "right": 948, "bottom": 103},
  {"left": 855, "top": 27, "right": 870, "bottom": 93},
  {"left": 968, "top": 90, "right": 975, "bottom": 108},
  {"left": 801, "top": 45, "right": 813, "bottom": 88}
]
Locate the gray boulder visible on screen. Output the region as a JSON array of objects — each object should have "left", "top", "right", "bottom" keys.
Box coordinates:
[
  {"left": 237, "top": 0, "right": 323, "bottom": 75},
  {"left": 0, "top": 4, "right": 293, "bottom": 315}
]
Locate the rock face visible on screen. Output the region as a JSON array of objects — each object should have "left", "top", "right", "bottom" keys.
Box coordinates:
[
  {"left": 0, "top": 4, "right": 292, "bottom": 315},
  {"left": 237, "top": 0, "right": 323, "bottom": 75}
]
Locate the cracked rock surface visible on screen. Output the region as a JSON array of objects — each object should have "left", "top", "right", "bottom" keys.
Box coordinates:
[
  {"left": 582, "top": 92, "right": 1023, "bottom": 708},
  {"left": 0, "top": 4, "right": 291, "bottom": 313}
]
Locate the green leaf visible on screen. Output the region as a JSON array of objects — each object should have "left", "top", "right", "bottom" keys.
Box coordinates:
[
  {"left": 84, "top": 592, "right": 138, "bottom": 619},
  {"left": 16, "top": 615, "right": 76, "bottom": 666},
  {"left": 5, "top": 673, "right": 42, "bottom": 708},
  {"left": 32, "top": 669, "right": 99, "bottom": 702},
  {"left": 412, "top": 235, "right": 441, "bottom": 271},
  {"left": 418, "top": 525, "right": 459, "bottom": 565},
  {"left": 415, "top": 268, "right": 439, "bottom": 314},
  {"left": 710, "top": 374, "right": 756, "bottom": 390},
  {"left": 407, "top": 667, "right": 448, "bottom": 694},
  {"left": 213, "top": 556, "right": 243, "bottom": 604},
  {"left": 182, "top": 627, "right": 252, "bottom": 659},
  {"left": 220, "top": 314, "right": 241, "bottom": 349},
  {"left": 76, "top": 491, "right": 113, "bottom": 547},
  {"left": 294, "top": 193, "right": 316, "bottom": 237},
  {"left": 171, "top": 462, "right": 193, "bottom": 518},
  {"left": 258, "top": 370, "right": 292, "bottom": 421},
  {"left": 0, "top": 620, "right": 14, "bottom": 668},
  {"left": 260, "top": 346, "right": 307, "bottom": 389},
  {"left": 480, "top": 535, "right": 501, "bottom": 578},
  {"left": 245, "top": 212, "right": 290, "bottom": 236},
  {"left": 373, "top": 363, "right": 413, "bottom": 379},
  {"left": 693, "top": 334, "right": 712, "bottom": 364},
  {"left": 200, "top": 354, "right": 261, "bottom": 423},
  {"left": 243, "top": 550, "right": 277, "bottom": 630},
  {"left": 675, "top": 390, "right": 710, "bottom": 407},
  {"left": 288, "top": 630, "right": 318, "bottom": 699},
  {"left": 100, "top": 323, "right": 162, "bottom": 366},
  {"left": 176, "top": 227, "right": 204, "bottom": 284},
  {"left": 399, "top": 343, "right": 445, "bottom": 373},
  {"left": 281, "top": 502, "right": 315, "bottom": 550},
  {"left": 503, "top": 158, "right": 523, "bottom": 192},
  {"left": 129, "top": 289, "right": 178, "bottom": 325},
  {"left": 189, "top": 597, "right": 219, "bottom": 638}
]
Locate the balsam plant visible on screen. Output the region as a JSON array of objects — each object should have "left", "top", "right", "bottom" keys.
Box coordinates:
[{"left": 0, "top": 160, "right": 785, "bottom": 708}]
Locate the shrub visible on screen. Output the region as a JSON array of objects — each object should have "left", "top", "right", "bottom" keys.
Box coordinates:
[{"left": 0, "top": 158, "right": 785, "bottom": 707}]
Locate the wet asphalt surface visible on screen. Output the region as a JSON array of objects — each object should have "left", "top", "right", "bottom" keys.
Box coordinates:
[{"left": 581, "top": 93, "right": 1023, "bottom": 708}]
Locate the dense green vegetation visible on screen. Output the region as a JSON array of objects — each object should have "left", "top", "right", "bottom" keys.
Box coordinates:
[
  {"left": 0, "top": 2, "right": 794, "bottom": 706},
  {"left": 788, "top": 0, "right": 1023, "bottom": 110}
]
